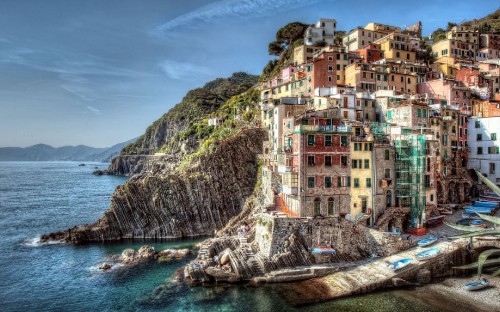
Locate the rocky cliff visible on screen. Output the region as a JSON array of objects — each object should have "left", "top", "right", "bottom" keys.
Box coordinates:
[
  {"left": 43, "top": 128, "right": 266, "bottom": 243},
  {"left": 104, "top": 72, "right": 258, "bottom": 176}
]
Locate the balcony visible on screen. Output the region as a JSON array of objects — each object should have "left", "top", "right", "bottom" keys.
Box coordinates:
[
  {"left": 282, "top": 185, "right": 298, "bottom": 195},
  {"left": 278, "top": 165, "right": 292, "bottom": 173},
  {"left": 294, "top": 124, "right": 352, "bottom": 133},
  {"left": 260, "top": 103, "right": 271, "bottom": 111}
]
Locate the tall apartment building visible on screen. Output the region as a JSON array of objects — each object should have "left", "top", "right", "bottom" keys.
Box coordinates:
[{"left": 468, "top": 117, "right": 500, "bottom": 186}]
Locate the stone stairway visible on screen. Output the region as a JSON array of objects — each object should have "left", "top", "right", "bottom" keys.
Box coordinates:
[{"left": 239, "top": 236, "right": 265, "bottom": 276}]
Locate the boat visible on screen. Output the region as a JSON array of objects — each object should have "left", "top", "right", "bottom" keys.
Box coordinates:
[
  {"left": 415, "top": 247, "right": 441, "bottom": 260},
  {"left": 438, "top": 208, "right": 453, "bottom": 215},
  {"left": 473, "top": 201, "right": 499, "bottom": 208},
  {"left": 464, "top": 279, "right": 490, "bottom": 291},
  {"left": 470, "top": 219, "right": 488, "bottom": 228},
  {"left": 425, "top": 215, "right": 445, "bottom": 228},
  {"left": 418, "top": 236, "right": 437, "bottom": 247},
  {"left": 479, "top": 195, "right": 500, "bottom": 202},
  {"left": 387, "top": 258, "right": 412, "bottom": 271},
  {"left": 464, "top": 206, "right": 494, "bottom": 215},
  {"left": 312, "top": 246, "right": 336, "bottom": 254},
  {"left": 385, "top": 231, "right": 401, "bottom": 235}
]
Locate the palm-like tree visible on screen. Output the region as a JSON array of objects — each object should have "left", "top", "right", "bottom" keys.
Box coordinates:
[{"left": 445, "top": 170, "right": 500, "bottom": 278}]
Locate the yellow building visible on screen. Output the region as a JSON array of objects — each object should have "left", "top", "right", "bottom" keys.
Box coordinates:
[
  {"left": 374, "top": 32, "right": 416, "bottom": 62},
  {"left": 350, "top": 128, "right": 374, "bottom": 223},
  {"left": 293, "top": 45, "right": 321, "bottom": 66}
]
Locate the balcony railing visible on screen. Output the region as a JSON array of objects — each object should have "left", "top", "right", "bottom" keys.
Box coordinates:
[{"left": 294, "top": 124, "right": 352, "bottom": 133}]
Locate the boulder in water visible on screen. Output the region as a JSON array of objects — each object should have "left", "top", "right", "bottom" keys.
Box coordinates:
[{"left": 99, "top": 263, "right": 112, "bottom": 270}]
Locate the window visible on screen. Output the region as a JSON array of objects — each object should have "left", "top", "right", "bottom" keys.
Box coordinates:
[
  {"left": 354, "top": 143, "right": 362, "bottom": 151},
  {"left": 384, "top": 168, "right": 391, "bottom": 179},
  {"left": 366, "top": 178, "right": 372, "bottom": 188},
  {"left": 364, "top": 159, "right": 370, "bottom": 169},
  {"left": 308, "top": 155, "right": 315, "bottom": 166},
  {"left": 417, "top": 108, "right": 421, "bottom": 118},
  {"left": 492, "top": 133, "right": 497, "bottom": 141},
  {"left": 328, "top": 198, "right": 334, "bottom": 215},
  {"left": 336, "top": 53, "right": 340, "bottom": 60},
  {"left": 364, "top": 143, "right": 372, "bottom": 151},
  {"left": 341, "top": 155, "right": 348, "bottom": 167},
  {"left": 325, "top": 135, "right": 332, "bottom": 146},
  {"left": 340, "top": 136, "right": 348, "bottom": 147},
  {"left": 362, "top": 72, "right": 366, "bottom": 78},
  {"left": 325, "top": 176, "right": 332, "bottom": 188},
  {"left": 385, "top": 149, "right": 390, "bottom": 160},
  {"left": 336, "top": 64, "right": 340, "bottom": 70},
  {"left": 308, "top": 177, "right": 315, "bottom": 188},
  {"left": 325, "top": 155, "right": 332, "bottom": 166},
  {"left": 328, "top": 56, "right": 333, "bottom": 61},
  {"left": 425, "top": 175, "right": 431, "bottom": 188},
  {"left": 490, "top": 163, "right": 496, "bottom": 174},
  {"left": 352, "top": 159, "right": 361, "bottom": 168},
  {"left": 314, "top": 198, "right": 321, "bottom": 216},
  {"left": 328, "top": 65, "right": 333, "bottom": 72},
  {"left": 478, "top": 147, "right": 483, "bottom": 154},
  {"left": 328, "top": 76, "right": 332, "bottom": 82},
  {"left": 337, "top": 176, "right": 350, "bottom": 187},
  {"left": 307, "top": 65, "right": 312, "bottom": 72},
  {"left": 477, "top": 134, "right": 482, "bottom": 141},
  {"left": 387, "top": 111, "right": 392, "bottom": 119},
  {"left": 308, "top": 135, "right": 315, "bottom": 146},
  {"left": 475, "top": 120, "right": 480, "bottom": 128},
  {"left": 488, "top": 146, "right": 499, "bottom": 154},
  {"left": 354, "top": 178, "right": 360, "bottom": 188}
]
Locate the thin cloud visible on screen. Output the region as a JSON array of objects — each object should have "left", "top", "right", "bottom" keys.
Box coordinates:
[
  {"left": 159, "top": 59, "right": 211, "bottom": 80},
  {"left": 156, "top": 0, "right": 323, "bottom": 33},
  {"left": 86, "top": 105, "right": 101, "bottom": 115}
]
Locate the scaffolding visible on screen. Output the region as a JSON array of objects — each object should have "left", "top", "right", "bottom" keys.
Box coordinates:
[
  {"left": 370, "top": 122, "right": 391, "bottom": 144},
  {"left": 394, "top": 134, "right": 426, "bottom": 228}
]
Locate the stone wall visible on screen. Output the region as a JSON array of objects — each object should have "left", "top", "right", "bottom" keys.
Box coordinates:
[{"left": 256, "top": 214, "right": 414, "bottom": 262}]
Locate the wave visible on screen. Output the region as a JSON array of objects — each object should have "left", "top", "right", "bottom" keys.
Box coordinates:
[{"left": 22, "top": 236, "right": 66, "bottom": 247}]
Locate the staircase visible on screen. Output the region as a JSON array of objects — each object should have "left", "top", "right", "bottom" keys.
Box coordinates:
[{"left": 239, "top": 236, "right": 265, "bottom": 276}]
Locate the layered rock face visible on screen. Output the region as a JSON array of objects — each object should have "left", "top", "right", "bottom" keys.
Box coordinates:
[
  {"left": 105, "top": 72, "right": 258, "bottom": 176},
  {"left": 43, "top": 128, "right": 266, "bottom": 243}
]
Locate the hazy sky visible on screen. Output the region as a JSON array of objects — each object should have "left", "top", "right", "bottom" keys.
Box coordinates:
[{"left": 0, "top": 0, "right": 497, "bottom": 147}]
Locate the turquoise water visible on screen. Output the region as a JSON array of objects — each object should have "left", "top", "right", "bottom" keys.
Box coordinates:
[{"left": 0, "top": 162, "right": 445, "bottom": 311}]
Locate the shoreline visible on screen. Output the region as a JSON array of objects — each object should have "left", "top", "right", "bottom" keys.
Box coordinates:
[{"left": 396, "top": 275, "right": 500, "bottom": 312}]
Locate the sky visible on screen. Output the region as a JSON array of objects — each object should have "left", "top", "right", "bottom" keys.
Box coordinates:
[{"left": 0, "top": 0, "right": 498, "bottom": 147}]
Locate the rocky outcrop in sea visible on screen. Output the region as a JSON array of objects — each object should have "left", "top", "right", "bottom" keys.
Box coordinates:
[{"left": 42, "top": 128, "right": 266, "bottom": 243}]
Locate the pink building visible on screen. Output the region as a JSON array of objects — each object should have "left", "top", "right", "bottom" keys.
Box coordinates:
[{"left": 418, "top": 79, "right": 471, "bottom": 147}]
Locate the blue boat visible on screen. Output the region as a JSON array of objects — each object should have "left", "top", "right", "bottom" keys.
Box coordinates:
[
  {"left": 473, "top": 201, "right": 499, "bottom": 208},
  {"left": 465, "top": 207, "right": 494, "bottom": 215},
  {"left": 464, "top": 279, "right": 490, "bottom": 291},
  {"left": 385, "top": 231, "right": 401, "bottom": 235},
  {"left": 415, "top": 247, "right": 440, "bottom": 260},
  {"left": 418, "top": 236, "right": 437, "bottom": 247},
  {"left": 387, "top": 258, "right": 412, "bottom": 271}
]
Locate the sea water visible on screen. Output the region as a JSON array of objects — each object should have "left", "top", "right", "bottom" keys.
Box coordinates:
[{"left": 0, "top": 162, "right": 443, "bottom": 312}]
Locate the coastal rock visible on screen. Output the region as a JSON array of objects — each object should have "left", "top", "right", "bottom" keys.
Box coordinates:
[
  {"left": 120, "top": 246, "right": 155, "bottom": 264},
  {"left": 138, "top": 246, "right": 156, "bottom": 259},
  {"left": 99, "top": 263, "right": 112, "bottom": 270},
  {"left": 157, "top": 248, "right": 194, "bottom": 262},
  {"left": 44, "top": 128, "right": 266, "bottom": 243}
]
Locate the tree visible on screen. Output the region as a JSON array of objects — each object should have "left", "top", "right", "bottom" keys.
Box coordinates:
[
  {"left": 314, "top": 40, "right": 327, "bottom": 47},
  {"left": 267, "top": 22, "right": 308, "bottom": 55},
  {"left": 431, "top": 28, "right": 446, "bottom": 43},
  {"left": 268, "top": 41, "right": 283, "bottom": 56},
  {"left": 446, "top": 170, "right": 500, "bottom": 279},
  {"left": 446, "top": 22, "right": 457, "bottom": 31}
]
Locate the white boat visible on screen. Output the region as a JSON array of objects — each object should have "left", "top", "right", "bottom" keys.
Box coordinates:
[
  {"left": 464, "top": 279, "right": 490, "bottom": 291},
  {"left": 417, "top": 236, "right": 437, "bottom": 247},
  {"left": 415, "top": 247, "right": 440, "bottom": 260},
  {"left": 387, "top": 258, "right": 412, "bottom": 271}
]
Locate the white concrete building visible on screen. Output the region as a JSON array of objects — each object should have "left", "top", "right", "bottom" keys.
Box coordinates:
[
  {"left": 304, "top": 18, "right": 336, "bottom": 46},
  {"left": 468, "top": 117, "right": 500, "bottom": 185}
]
